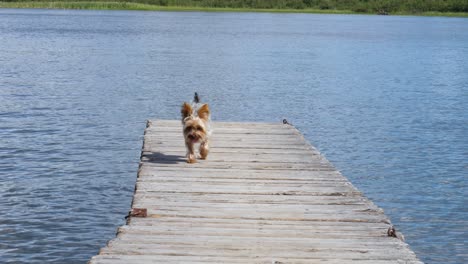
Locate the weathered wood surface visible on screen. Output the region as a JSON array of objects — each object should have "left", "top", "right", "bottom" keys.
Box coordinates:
[{"left": 89, "top": 120, "right": 421, "bottom": 264}]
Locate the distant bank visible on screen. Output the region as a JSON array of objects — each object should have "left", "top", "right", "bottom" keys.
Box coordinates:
[{"left": 1, "top": 1, "right": 468, "bottom": 17}]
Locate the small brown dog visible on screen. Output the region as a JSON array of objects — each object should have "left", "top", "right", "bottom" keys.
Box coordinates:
[{"left": 181, "top": 93, "right": 211, "bottom": 163}]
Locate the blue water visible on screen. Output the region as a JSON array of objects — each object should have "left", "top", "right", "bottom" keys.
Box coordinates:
[{"left": 0, "top": 8, "right": 467, "bottom": 264}]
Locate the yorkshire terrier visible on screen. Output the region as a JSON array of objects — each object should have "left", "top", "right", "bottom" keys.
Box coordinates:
[{"left": 181, "top": 93, "right": 211, "bottom": 163}]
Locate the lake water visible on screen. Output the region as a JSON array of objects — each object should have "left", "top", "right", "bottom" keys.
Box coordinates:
[{"left": 0, "top": 8, "right": 467, "bottom": 264}]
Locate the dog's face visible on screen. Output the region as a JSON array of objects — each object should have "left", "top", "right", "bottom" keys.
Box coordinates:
[
  {"left": 183, "top": 118, "right": 207, "bottom": 144},
  {"left": 181, "top": 103, "right": 210, "bottom": 144}
]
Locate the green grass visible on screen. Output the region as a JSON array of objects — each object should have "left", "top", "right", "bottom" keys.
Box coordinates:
[
  {"left": 0, "top": 1, "right": 355, "bottom": 13},
  {"left": 1, "top": 1, "right": 468, "bottom": 17},
  {"left": 0, "top": 1, "right": 155, "bottom": 10}
]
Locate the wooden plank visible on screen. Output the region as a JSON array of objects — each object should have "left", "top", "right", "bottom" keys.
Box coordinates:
[
  {"left": 88, "top": 119, "right": 422, "bottom": 264},
  {"left": 99, "top": 245, "right": 417, "bottom": 260},
  {"left": 141, "top": 151, "right": 329, "bottom": 164},
  {"left": 91, "top": 255, "right": 422, "bottom": 264},
  {"left": 127, "top": 217, "right": 392, "bottom": 228},
  {"left": 144, "top": 141, "right": 315, "bottom": 150},
  {"left": 137, "top": 166, "right": 347, "bottom": 179},
  {"left": 131, "top": 194, "right": 374, "bottom": 206}
]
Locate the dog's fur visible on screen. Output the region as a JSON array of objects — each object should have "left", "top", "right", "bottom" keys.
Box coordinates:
[{"left": 181, "top": 93, "right": 211, "bottom": 163}]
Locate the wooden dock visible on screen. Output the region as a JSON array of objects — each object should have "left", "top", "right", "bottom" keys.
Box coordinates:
[{"left": 89, "top": 120, "right": 422, "bottom": 264}]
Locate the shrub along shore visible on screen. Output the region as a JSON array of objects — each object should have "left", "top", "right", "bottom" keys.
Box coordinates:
[{"left": 1, "top": 0, "right": 467, "bottom": 17}]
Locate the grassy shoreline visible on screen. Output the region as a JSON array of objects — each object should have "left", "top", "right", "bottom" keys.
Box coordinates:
[{"left": 1, "top": 1, "right": 468, "bottom": 17}]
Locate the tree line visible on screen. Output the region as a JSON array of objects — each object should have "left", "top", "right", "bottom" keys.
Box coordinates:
[{"left": 6, "top": 0, "right": 468, "bottom": 13}]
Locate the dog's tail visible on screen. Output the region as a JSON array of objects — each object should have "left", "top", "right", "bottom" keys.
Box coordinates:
[{"left": 194, "top": 92, "right": 200, "bottom": 104}]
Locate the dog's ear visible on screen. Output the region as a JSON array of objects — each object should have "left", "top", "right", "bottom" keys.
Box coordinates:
[
  {"left": 181, "top": 102, "right": 193, "bottom": 121},
  {"left": 197, "top": 104, "right": 210, "bottom": 121}
]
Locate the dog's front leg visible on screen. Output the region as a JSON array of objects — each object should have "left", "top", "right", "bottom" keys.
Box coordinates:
[
  {"left": 186, "top": 141, "right": 196, "bottom": 163},
  {"left": 200, "top": 139, "right": 209, "bottom": 160}
]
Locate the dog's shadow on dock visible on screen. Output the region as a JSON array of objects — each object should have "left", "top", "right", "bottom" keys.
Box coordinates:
[{"left": 143, "top": 152, "right": 186, "bottom": 164}]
